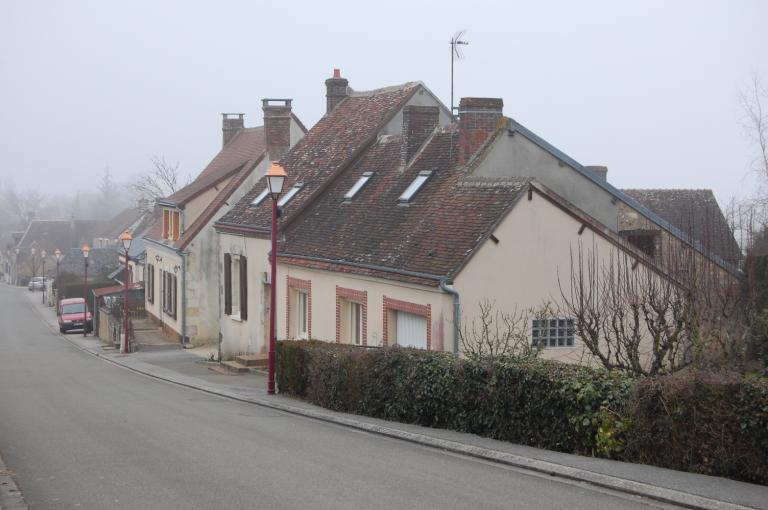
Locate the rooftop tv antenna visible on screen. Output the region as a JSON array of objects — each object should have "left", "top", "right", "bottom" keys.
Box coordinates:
[{"left": 450, "top": 30, "right": 469, "bottom": 118}]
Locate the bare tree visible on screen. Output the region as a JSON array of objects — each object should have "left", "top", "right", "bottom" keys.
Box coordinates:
[
  {"left": 459, "top": 299, "right": 544, "bottom": 361},
  {"left": 740, "top": 71, "right": 768, "bottom": 180},
  {"left": 558, "top": 238, "right": 745, "bottom": 376},
  {"left": 130, "top": 156, "right": 188, "bottom": 210}
]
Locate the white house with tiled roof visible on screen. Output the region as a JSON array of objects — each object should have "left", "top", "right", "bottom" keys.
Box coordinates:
[
  {"left": 143, "top": 101, "right": 306, "bottom": 346},
  {"left": 213, "top": 72, "right": 740, "bottom": 374}
]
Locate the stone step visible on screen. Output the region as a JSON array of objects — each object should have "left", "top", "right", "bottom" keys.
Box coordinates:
[
  {"left": 221, "top": 360, "right": 249, "bottom": 374},
  {"left": 136, "top": 342, "right": 180, "bottom": 352},
  {"left": 234, "top": 354, "right": 268, "bottom": 368}
]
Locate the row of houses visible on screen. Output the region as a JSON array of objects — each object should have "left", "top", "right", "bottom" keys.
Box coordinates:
[
  {"left": 13, "top": 69, "right": 738, "bottom": 368},
  {"left": 2, "top": 207, "right": 153, "bottom": 288}
]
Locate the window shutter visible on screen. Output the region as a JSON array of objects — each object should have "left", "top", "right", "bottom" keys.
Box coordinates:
[
  {"left": 224, "top": 254, "right": 232, "bottom": 315},
  {"left": 172, "top": 212, "right": 180, "bottom": 240},
  {"left": 161, "top": 271, "right": 166, "bottom": 311},
  {"left": 172, "top": 275, "right": 178, "bottom": 319},
  {"left": 239, "top": 256, "right": 247, "bottom": 320},
  {"left": 162, "top": 210, "right": 170, "bottom": 239}
]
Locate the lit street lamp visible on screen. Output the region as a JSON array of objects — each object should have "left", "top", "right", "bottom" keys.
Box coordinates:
[
  {"left": 120, "top": 230, "right": 133, "bottom": 354},
  {"left": 82, "top": 244, "right": 90, "bottom": 337},
  {"left": 266, "top": 161, "right": 286, "bottom": 395},
  {"left": 41, "top": 249, "right": 47, "bottom": 304}
]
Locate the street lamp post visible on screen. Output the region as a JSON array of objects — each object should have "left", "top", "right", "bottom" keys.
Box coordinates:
[
  {"left": 30, "top": 247, "right": 36, "bottom": 282},
  {"left": 82, "top": 244, "right": 90, "bottom": 337},
  {"left": 120, "top": 231, "right": 133, "bottom": 354},
  {"left": 266, "top": 162, "right": 286, "bottom": 395},
  {"left": 14, "top": 248, "right": 19, "bottom": 286},
  {"left": 41, "top": 250, "right": 47, "bottom": 304},
  {"left": 53, "top": 249, "right": 62, "bottom": 310}
]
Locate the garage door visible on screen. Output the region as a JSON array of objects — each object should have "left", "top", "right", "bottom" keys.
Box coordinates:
[{"left": 396, "top": 311, "right": 427, "bottom": 349}]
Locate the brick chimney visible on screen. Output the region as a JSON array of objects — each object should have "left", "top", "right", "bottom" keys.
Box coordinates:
[
  {"left": 585, "top": 165, "right": 608, "bottom": 182},
  {"left": 458, "top": 97, "right": 504, "bottom": 164},
  {"left": 262, "top": 99, "right": 293, "bottom": 160},
  {"left": 401, "top": 105, "right": 439, "bottom": 165},
  {"left": 222, "top": 113, "right": 244, "bottom": 148},
  {"left": 325, "top": 68, "right": 349, "bottom": 114}
]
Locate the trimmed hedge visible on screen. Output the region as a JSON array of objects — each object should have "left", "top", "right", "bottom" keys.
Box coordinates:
[
  {"left": 623, "top": 370, "right": 768, "bottom": 485},
  {"left": 276, "top": 341, "right": 768, "bottom": 485},
  {"left": 277, "top": 341, "right": 632, "bottom": 455}
]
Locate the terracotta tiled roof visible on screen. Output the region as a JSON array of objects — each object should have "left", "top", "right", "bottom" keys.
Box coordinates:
[
  {"left": 621, "top": 189, "right": 741, "bottom": 265},
  {"left": 217, "top": 83, "right": 421, "bottom": 232},
  {"left": 146, "top": 126, "right": 269, "bottom": 249},
  {"left": 165, "top": 127, "right": 266, "bottom": 206},
  {"left": 279, "top": 126, "right": 530, "bottom": 284}
]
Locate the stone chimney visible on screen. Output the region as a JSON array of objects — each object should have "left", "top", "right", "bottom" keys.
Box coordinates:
[
  {"left": 222, "top": 113, "right": 245, "bottom": 148},
  {"left": 585, "top": 165, "right": 608, "bottom": 182},
  {"left": 458, "top": 97, "right": 504, "bottom": 164},
  {"left": 401, "top": 105, "right": 439, "bottom": 165},
  {"left": 262, "top": 99, "right": 293, "bottom": 160},
  {"left": 325, "top": 68, "right": 349, "bottom": 114}
]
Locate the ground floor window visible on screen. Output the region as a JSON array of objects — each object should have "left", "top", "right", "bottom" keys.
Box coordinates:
[
  {"left": 532, "top": 318, "right": 575, "bottom": 347},
  {"left": 287, "top": 277, "right": 311, "bottom": 340},
  {"left": 161, "top": 270, "right": 177, "bottom": 319},
  {"left": 336, "top": 286, "right": 368, "bottom": 345},
  {"left": 383, "top": 296, "right": 431, "bottom": 349}
]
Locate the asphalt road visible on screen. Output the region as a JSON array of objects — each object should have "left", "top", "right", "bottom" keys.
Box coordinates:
[{"left": 0, "top": 285, "right": 667, "bottom": 510}]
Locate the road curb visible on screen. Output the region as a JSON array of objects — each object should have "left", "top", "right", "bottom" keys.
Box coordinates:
[
  {"left": 26, "top": 293, "right": 758, "bottom": 510},
  {"left": 0, "top": 451, "right": 28, "bottom": 510}
]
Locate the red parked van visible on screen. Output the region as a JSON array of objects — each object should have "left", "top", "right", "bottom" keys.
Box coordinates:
[{"left": 57, "top": 298, "right": 93, "bottom": 334}]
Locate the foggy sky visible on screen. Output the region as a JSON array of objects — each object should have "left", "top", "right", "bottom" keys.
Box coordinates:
[{"left": 1, "top": 0, "right": 766, "bottom": 209}]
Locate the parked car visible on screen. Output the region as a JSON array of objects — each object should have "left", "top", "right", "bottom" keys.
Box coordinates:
[
  {"left": 28, "top": 276, "right": 46, "bottom": 291},
  {"left": 57, "top": 298, "right": 93, "bottom": 334}
]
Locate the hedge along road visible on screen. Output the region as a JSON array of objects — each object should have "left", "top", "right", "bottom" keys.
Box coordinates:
[{"left": 0, "top": 285, "right": 668, "bottom": 510}]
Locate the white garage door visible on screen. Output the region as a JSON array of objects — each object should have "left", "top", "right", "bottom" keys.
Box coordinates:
[{"left": 396, "top": 311, "right": 427, "bottom": 349}]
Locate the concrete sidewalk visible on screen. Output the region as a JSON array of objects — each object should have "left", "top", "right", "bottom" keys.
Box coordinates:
[{"left": 20, "top": 286, "right": 768, "bottom": 510}]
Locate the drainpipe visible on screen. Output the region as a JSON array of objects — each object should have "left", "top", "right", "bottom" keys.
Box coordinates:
[
  {"left": 439, "top": 278, "right": 460, "bottom": 356},
  {"left": 181, "top": 251, "right": 188, "bottom": 346}
]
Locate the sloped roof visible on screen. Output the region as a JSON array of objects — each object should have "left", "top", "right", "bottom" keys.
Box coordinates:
[
  {"left": 278, "top": 125, "right": 530, "bottom": 285},
  {"left": 146, "top": 126, "right": 271, "bottom": 250},
  {"left": 217, "top": 82, "right": 422, "bottom": 233},
  {"left": 621, "top": 189, "right": 741, "bottom": 264},
  {"left": 164, "top": 127, "right": 266, "bottom": 206},
  {"left": 101, "top": 207, "right": 146, "bottom": 239},
  {"left": 17, "top": 219, "right": 107, "bottom": 254},
  {"left": 505, "top": 118, "right": 741, "bottom": 274}
]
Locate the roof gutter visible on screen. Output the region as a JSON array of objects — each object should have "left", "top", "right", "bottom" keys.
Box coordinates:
[
  {"left": 439, "top": 278, "right": 460, "bottom": 356},
  {"left": 278, "top": 252, "right": 444, "bottom": 283}
]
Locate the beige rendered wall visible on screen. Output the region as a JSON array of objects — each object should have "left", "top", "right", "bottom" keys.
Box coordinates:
[
  {"left": 455, "top": 189, "right": 628, "bottom": 364},
  {"left": 218, "top": 233, "right": 454, "bottom": 357},
  {"left": 182, "top": 177, "right": 231, "bottom": 227},
  {"left": 143, "top": 243, "right": 183, "bottom": 338}
]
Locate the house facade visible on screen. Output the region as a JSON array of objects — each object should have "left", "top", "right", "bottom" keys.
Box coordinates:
[
  {"left": 143, "top": 101, "right": 306, "bottom": 345},
  {"left": 213, "top": 72, "right": 739, "bottom": 369}
]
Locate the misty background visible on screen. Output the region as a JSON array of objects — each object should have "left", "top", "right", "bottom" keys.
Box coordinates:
[{"left": 1, "top": 0, "right": 766, "bottom": 233}]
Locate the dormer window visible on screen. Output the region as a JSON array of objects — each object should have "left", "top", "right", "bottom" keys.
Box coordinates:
[
  {"left": 278, "top": 183, "right": 303, "bottom": 208},
  {"left": 162, "top": 209, "right": 181, "bottom": 241},
  {"left": 398, "top": 171, "right": 432, "bottom": 203},
  {"left": 344, "top": 172, "right": 373, "bottom": 200},
  {"left": 251, "top": 187, "right": 269, "bottom": 207}
]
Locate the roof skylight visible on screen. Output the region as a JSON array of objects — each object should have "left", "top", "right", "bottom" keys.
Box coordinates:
[
  {"left": 344, "top": 172, "right": 373, "bottom": 200},
  {"left": 251, "top": 187, "right": 269, "bottom": 206},
  {"left": 398, "top": 171, "right": 433, "bottom": 203},
  {"left": 278, "top": 183, "right": 303, "bottom": 207}
]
